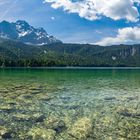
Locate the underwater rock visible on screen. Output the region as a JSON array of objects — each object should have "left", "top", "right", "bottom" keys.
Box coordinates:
[
  {"left": 127, "top": 96, "right": 138, "bottom": 101},
  {"left": 28, "top": 127, "right": 56, "bottom": 140},
  {"left": 29, "top": 85, "right": 43, "bottom": 91},
  {"left": 56, "top": 132, "right": 77, "bottom": 140},
  {"left": 104, "top": 97, "right": 116, "bottom": 101},
  {"left": 15, "top": 85, "right": 25, "bottom": 88},
  {"left": 66, "top": 105, "right": 79, "bottom": 110},
  {"left": 16, "top": 94, "right": 33, "bottom": 104},
  {"left": 32, "top": 113, "right": 46, "bottom": 123},
  {"left": 28, "top": 85, "right": 44, "bottom": 95},
  {"left": 12, "top": 114, "right": 31, "bottom": 121},
  {"left": 116, "top": 118, "right": 140, "bottom": 139},
  {"left": 31, "top": 91, "right": 42, "bottom": 95},
  {"left": 6, "top": 100, "right": 17, "bottom": 106},
  {"left": 21, "top": 94, "right": 33, "bottom": 99},
  {"left": 53, "top": 120, "right": 66, "bottom": 133},
  {"left": 0, "top": 105, "right": 14, "bottom": 113},
  {"left": 37, "top": 94, "right": 52, "bottom": 101},
  {"left": 84, "top": 86, "right": 91, "bottom": 90},
  {"left": 0, "top": 88, "right": 9, "bottom": 93},
  {"left": 57, "top": 86, "right": 65, "bottom": 90},
  {"left": 44, "top": 117, "right": 66, "bottom": 133},
  {"left": 0, "top": 126, "right": 12, "bottom": 139},
  {"left": 0, "top": 119, "right": 6, "bottom": 126},
  {"left": 117, "top": 108, "right": 140, "bottom": 118},
  {"left": 68, "top": 117, "right": 93, "bottom": 140},
  {"left": 60, "top": 96, "right": 71, "bottom": 101},
  {"left": 12, "top": 85, "right": 25, "bottom": 91},
  {"left": 12, "top": 113, "right": 45, "bottom": 122}
]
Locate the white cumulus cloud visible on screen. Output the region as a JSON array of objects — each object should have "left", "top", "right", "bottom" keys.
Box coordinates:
[
  {"left": 96, "top": 27, "right": 140, "bottom": 46},
  {"left": 44, "top": 0, "right": 140, "bottom": 22}
]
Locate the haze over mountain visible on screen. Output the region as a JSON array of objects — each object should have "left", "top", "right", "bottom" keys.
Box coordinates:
[{"left": 0, "top": 20, "right": 61, "bottom": 45}]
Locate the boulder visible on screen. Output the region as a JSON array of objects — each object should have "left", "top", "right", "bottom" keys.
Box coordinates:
[{"left": 68, "top": 117, "right": 93, "bottom": 140}]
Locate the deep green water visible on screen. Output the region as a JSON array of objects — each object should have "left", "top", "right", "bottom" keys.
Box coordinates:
[{"left": 0, "top": 68, "right": 140, "bottom": 140}]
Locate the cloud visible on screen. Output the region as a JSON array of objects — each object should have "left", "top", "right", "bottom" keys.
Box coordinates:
[
  {"left": 95, "top": 26, "right": 140, "bottom": 46},
  {"left": 51, "top": 16, "right": 55, "bottom": 20},
  {"left": 44, "top": 0, "right": 140, "bottom": 22}
]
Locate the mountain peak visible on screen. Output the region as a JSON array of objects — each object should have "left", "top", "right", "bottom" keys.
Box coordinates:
[
  {"left": 1, "top": 20, "right": 10, "bottom": 24},
  {"left": 16, "top": 20, "right": 28, "bottom": 24},
  {"left": 0, "top": 20, "right": 61, "bottom": 45},
  {"left": 15, "top": 20, "right": 30, "bottom": 27}
]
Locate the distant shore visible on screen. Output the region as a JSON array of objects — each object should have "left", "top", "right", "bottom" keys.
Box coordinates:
[{"left": 1, "top": 66, "right": 140, "bottom": 70}]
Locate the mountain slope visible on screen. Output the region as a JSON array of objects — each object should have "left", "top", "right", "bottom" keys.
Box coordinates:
[
  {"left": 0, "top": 20, "right": 61, "bottom": 45},
  {"left": 0, "top": 39, "right": 140, "bottom": 67}
]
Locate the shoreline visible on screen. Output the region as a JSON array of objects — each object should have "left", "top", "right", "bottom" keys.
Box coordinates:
[{"left": 1, "top": 66, "right": 140, "bottom": 70}]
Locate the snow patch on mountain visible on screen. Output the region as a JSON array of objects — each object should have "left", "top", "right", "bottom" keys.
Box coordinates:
[{"left": 0, "top": 20, "right": 61, "bottom": 45}]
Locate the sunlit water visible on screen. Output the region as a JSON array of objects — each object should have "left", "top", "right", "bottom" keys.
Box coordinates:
[{"left": 0, "top": 68, "right": 140, "bottom": 140}]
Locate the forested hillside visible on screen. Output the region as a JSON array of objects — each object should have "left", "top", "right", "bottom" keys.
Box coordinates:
[{"left": 0, "top": 39, "right": 140, "bottom": 67}]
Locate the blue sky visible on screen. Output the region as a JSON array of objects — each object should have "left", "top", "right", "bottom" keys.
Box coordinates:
[{"left": 0, "top": 0, "right": 140, "bottom": 45}]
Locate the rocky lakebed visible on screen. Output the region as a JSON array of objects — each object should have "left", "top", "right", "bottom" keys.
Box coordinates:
[{"left": 0, "top": 69, "right": 140, "bottom": 140}]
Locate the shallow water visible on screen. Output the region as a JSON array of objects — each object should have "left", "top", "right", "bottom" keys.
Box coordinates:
[{"left": 0, "top": 68, "right": 140, "bottom": 140}]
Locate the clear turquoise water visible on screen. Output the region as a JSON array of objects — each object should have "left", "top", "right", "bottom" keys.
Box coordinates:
[{"left": 0, "top": 68, "right": 140, "bottom": 139}]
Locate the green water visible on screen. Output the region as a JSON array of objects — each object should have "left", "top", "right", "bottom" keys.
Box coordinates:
[{"left": 0, "top": 68, "right": 140, "bottom": 140}]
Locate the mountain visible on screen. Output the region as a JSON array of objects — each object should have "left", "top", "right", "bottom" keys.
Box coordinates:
[
  {"left": 0, "top": 20, "right": 61, "bottom": 45},
  {"left": 0, "top": 39, "right": 140, "bottom": 67}
]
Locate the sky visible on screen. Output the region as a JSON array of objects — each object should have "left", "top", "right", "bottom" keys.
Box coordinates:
[{"left": 0, "top": 0, "right": 140, "bottom": 46}]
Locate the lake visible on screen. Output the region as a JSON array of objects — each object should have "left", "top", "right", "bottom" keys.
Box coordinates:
[{"left": 0, "top": 68, "right": 140, "bottom": 140}]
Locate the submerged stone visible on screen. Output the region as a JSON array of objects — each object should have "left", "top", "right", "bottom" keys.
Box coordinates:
[
  {"left": 104, "top": 97, "right": 116, "bottom": 101},
  {"left": 6, "top": 100, "right": 17, "bottom": 106},
  {"left": 0, "top": 88, "right": 9, "bottom": 93},
  {"left": 29, "top": 85, "right": 43, "bottom": 91},
  {"left": 0, "top": 105, "right": 14, "bottom": 113},
  {"left": 37, "top": 94, "right": 52, "bottom": 101},
  {"left": 33, "top": 113, "right": 46, "bottom": 123},
  {"left": 0, "top": 119, "right": 6, "bottom": 126},
  {"left": 28, "top": 127, "right": 56, "bottom": 140},
  {"left": 31, "top": 91, "right": 42, "bottom": 95},
  {"left": 0, "top": 126, "right": 12, "bottom": 139},
  {"left": 12, "top": 114, "right": 31, "bottom": 121},
  {"left": 22, "top": 94, "right": 33, "bottom": 99},
  {"left": 53, "top": 120, "right": 66, "bottom": 133},
  {"left": 127, "top": 96, "right": 138, "bottom": 101},
  {"left": 44, "top": 117, "right": 66, "bottom": 133},
  {"left": 68, "top": 117, "right": 93, "bottom": 140},
  {"left": 117, "top": 108, "right": 140, "bottom": 118}
]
